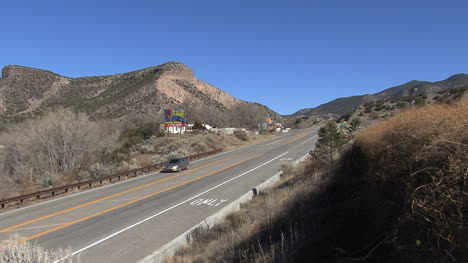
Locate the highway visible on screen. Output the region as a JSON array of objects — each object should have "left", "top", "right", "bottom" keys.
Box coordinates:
[{"left": 0, "top": 128, "right": 318, "bottom": 263}]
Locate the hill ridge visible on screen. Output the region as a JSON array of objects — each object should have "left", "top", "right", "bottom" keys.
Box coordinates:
[
  {"left": 0, "top": 62, "right": 278, "bottom": 125},
  {"left": 291, "top": 73, "right": 468, "bottom": 116}
]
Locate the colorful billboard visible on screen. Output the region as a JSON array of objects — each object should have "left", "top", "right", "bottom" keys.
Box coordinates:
[{"left": 164, "top": 109, "right": 186, "bottom": 127}]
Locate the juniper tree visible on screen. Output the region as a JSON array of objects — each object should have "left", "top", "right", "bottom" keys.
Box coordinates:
[{"left": 313, "top": 120, "right": 348, "bottom": 164}]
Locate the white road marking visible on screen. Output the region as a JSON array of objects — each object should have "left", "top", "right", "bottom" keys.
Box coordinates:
[
  {"left": 301, "top": 135, "right": 317, "bottom": 145},
  {"left": 61, "top": 151, "right": 289, "bottom": 260},
  {"left": 190, "top": 198, "right": 228, "bottom": 207},
  {"left": 279, "top": 158, "right": 293, "bottom": 161}
]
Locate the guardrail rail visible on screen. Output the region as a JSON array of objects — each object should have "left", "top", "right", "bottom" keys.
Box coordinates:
[{"left": 0, "top": 149, "right": 222, "bottom": 209}]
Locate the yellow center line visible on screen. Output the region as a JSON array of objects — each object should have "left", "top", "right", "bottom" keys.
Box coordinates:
[
  {"left": 3, "top": 223, "right": 69, "bottom": 232},
  {"left": 96, "top": 198, "right": 138, "bottom": 203},
  {"left": 19, "top": 154, "right": 261, "bottom": 244},
  {"left": 0, "top": 155, "right": 235, "bottom": 233},
  {"left": 283, "top": 133, "right": 308, "bottom": 144}
]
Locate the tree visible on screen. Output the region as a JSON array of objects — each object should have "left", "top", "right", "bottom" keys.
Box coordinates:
[
  {"left": 313, "top": 120, "right": 348, "bottom": 164},
  {"left": 1, "top": 108, "right": 116, "bottom": 185},
  {"left": 192, "top": 120, "right": 205, "bottom": 130},
  {"left": 229, "top": 102, "right": 266, "bottom": 130}
]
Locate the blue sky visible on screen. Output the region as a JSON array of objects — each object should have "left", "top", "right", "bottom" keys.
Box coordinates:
[{"left": 1, "top": 0, "right": 467, "bottom": 115}]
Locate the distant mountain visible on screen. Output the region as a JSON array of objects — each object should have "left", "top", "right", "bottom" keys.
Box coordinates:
[
  {"left": 0, "top": 62, "right": 279, "bottom": 125},
  {"left": 291, "top": 74, "right": 468, "bottom": 116}
]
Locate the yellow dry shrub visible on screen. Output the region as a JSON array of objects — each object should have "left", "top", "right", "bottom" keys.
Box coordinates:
[{"left": 352, "top": 102, "right": 467, "bottom": 262}]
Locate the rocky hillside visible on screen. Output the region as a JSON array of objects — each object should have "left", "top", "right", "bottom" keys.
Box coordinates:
[
  {"left": 292, "top": 73, "right": 468, "bottom": 117},
  {"left": 0, "top": 62, "right": 279, "bottom": 126}
]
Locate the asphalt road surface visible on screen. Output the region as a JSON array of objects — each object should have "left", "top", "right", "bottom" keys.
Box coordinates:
[{"left": 0, "top": 128, "right": 318, "bottom": 263}]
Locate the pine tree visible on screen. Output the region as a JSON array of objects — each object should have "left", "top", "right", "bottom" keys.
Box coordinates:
[{"left": 313, "top": 120, "right": 348, "bottom": 164}]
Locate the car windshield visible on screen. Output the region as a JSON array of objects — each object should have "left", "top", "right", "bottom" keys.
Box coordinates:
[{"left": 169, "top": 159, "right": 181, "bottom": 164}]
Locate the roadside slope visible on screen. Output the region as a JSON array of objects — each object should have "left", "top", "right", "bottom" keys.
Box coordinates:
[{"left": 165, "top": 102, "right": 467, "bottom": 263}]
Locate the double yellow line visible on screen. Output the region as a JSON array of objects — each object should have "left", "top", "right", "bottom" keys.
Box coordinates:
[
  {"left": 283, "top": 133, "right": 308, "bottom": 144},
  {"left": 1, "top": 154, "right": 260, "bottom": 244}
]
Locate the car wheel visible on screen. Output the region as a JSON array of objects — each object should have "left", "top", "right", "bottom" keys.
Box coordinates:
[{"left": 177, "top": 167, "right": 181, "bottom": 172}]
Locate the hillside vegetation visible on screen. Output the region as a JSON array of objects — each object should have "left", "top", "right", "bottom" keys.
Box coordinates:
[
  {"left": 0, "top": 62, "right": 281, "bottom": 130},
  {"left": 292, "top": 73, "right": 468, "bottom": 117},
  {"left": 166, "top": 102, "right": 467, "bottom": 263},
  {"left": 341, "top": 86, "right": 468, "bottom": 129}
]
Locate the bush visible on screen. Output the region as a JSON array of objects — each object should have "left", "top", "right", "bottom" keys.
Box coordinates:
[
  {"left": 349, "top": 102, "right": 467, "bottom": 262},
  {"left": 192, "top": 120, "right": 205, "bottom": 131},
  {"left": 414, "top": 97, "right": 426, "bottom": 105},
  {"left": 0, "top": 235, "right": 79, "bottom": 262},
  {"left": 349, "top": 117, "right": 361, "bottom": 132},
  {"left": 233, "top": 130, "right": 249, "bottom": 141},
  {"left": 370, "top": 112, "right": 379, "bottom": 119},
  {"left": 119, "top": 122, "right": 161, "bottom": 148},
  {"left": 154, "top": 130, "right": 166, "bottom": 137}
]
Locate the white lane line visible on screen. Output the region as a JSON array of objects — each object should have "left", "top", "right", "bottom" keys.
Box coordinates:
[
  {"left": 63, "top": 151, "right": 289, "bottom": 259},
  {"left": 301, "top": 135, "right": 317, "bottom": 145},
  {"left": 265, "top": 139, "right": 285, "bottom": 145}
]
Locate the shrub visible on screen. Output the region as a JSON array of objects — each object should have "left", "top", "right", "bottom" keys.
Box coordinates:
[
  {"left": 154, "top": 131, "right": 166, "bottom": 137},
  {"left": 414, "top": 97, "right": 426, "bottom": 105},
  {"left": 349, "top": 117, "right": 362, "bottom": 132},
  {"left": 192, "top": 120, "right": 205, "bottom": 130},
  {"left": 0, "top": 235, "right": 79, "bottom": 263},
  {"left": 119, "top": 122, "right": 161, "bottom": 149},
  {"left": 350, "top": 102, "right": 467, "bottom": 262},
  {"left": 233, "top": 130, "right": 249, "bottom": 141},
  {"left": 396, "top": 101, "right": 407, "bottom": 108},
  {"left": 370, "top": 112, "right": 379, "bottom": 119}
]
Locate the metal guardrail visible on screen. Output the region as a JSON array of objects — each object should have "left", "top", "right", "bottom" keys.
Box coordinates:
[{"left": 0, "top": 149, "right": 222, "bottom": 209}]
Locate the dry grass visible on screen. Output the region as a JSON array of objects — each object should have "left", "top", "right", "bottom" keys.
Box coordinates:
[
  {"left": 0, "top": 235, "right": 79, "bottom": 263},
  {"left": 348, "top": 102, "right": 467, "bottom": 262}
]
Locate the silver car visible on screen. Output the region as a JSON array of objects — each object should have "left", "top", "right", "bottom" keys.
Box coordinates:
[{"left": 162, "top": 157, "right": 189, "bottom": 172}]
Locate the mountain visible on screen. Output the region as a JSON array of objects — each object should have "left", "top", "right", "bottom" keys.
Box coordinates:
[
  {"left": 0, "top": 62, "right": 279, "bottom": 125},
  {"left": 291, "top": 74, "right": 468, "bottom": 116}
]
